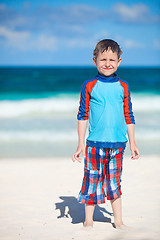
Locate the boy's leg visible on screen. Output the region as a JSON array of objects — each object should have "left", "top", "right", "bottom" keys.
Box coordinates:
[
  {"left": 106, "top": 148, "right": 125, "bottom": 228},
  {"left": 84, "top": 204, "right": 95, "bottom": 227},
  {"left": 77, "top": 145, "right": 105, "bottom": 226},
  {"left": 111, "top": 196, "right": 131, "bottom": 230},
  {"left": 110, "top": 196, "right": 123, "bottom": 228}
]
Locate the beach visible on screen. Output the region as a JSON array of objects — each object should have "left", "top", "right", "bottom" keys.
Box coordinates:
[
  {"left": 1, "top": 0, "right": 160, "bottom": 238},
  {"left": 0, "top": 155, "right": 160, "bottom": 240}
]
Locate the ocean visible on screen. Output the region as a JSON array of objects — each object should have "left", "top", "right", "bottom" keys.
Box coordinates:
[{"left": 0, "top": 66, "right": 160, "bottom": 158}]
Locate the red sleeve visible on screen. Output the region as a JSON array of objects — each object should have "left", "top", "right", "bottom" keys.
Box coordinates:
[
  {"left": 119, "top": 80, "right": 135, "bottom": 124},
  {"left": 77, "top": 79, "right": 97, "bottom": 120}
]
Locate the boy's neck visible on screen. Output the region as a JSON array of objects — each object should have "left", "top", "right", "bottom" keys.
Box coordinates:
[
  {"left": 96, "top": 72, "right": 118, "bottom": 83},
  {"left": 98, "top": 72, "right": 116, "bottom": 78}
]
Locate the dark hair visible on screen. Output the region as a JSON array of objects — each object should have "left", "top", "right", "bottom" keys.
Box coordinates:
[{"left": 93, "top": 39, "right": 122, "bottom": 59}]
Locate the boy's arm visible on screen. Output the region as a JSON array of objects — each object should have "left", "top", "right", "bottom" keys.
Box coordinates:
[
  {"left": 72, "top": 120, "right": 88, "bottom": 162},
  {"left": 73, "top": 80, "right": 93, "bottom": 163},
  {"left": 127, "top": 124, "right": 140, "bottom": 160},
  {"left": 120, "top": 80, "right": 140, "bottom": 159}
]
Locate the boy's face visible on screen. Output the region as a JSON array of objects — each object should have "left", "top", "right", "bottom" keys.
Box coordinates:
[{"left": 93, "top": 49, "right": 122, "bottom": 77}]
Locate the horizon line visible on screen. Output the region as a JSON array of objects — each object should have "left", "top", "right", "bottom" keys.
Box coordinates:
[{"left": 0, "top": 65, "right": 160, "bottom": 68}]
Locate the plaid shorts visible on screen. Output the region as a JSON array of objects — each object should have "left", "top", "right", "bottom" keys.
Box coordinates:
[{"left": 78, "top": 145, "right": 125, "bottom": 205}]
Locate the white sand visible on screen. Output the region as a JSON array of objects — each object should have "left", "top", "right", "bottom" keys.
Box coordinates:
[{"left": 0, "top": 155, "right": 160, "bottom": 240}]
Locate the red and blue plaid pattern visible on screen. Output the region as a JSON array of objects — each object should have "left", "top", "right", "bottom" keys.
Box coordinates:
[{"left": 78, "top": 145, "right": 125, "bottom": 205}]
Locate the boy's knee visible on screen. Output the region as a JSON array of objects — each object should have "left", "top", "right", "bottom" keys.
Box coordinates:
[{"left": 107, "top": 186, "right": 122, "bottom": 200}]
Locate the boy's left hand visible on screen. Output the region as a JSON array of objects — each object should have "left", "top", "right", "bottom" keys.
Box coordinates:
[{"left": 130, "top": 144, "right": 140, "bottom": 160}]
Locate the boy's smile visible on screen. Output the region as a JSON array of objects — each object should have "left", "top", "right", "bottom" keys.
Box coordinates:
[{"left": 93, "top": 49, "right": 122, "bottom": 77}]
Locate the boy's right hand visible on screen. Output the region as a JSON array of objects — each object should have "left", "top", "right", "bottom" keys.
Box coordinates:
[{"left": 72, "top": 145, "right": 85, "bottom": 163}]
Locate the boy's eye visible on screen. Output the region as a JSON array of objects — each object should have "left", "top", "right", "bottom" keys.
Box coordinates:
[{"left": 100, "top": 59, "right": 116, "bottom": 61}]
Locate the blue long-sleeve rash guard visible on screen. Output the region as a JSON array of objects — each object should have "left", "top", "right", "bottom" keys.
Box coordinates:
[{"left": 77, "top": 73, "right": 135, "bottom": 148}]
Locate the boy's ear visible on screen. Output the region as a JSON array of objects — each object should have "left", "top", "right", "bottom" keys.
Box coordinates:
[
  {"left": 118, "top": 57, "right": 122, "bottom": 66},
  {"left": 93, "top": 57, "right": 97, "bottom": 66}
]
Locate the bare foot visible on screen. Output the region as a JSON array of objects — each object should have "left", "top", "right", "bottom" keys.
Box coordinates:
[
  {"left": 83, "top": 221, "right": 93, "bottom": 227},
  {"left": 115, "top": 223, "right": 131, "bottom": 231}
]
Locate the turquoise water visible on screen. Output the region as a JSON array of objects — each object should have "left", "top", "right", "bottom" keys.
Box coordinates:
[
  {"left": 0, "top": 67, "right": 160, "bottom": 158},
  {"left": 0, "top": 67, "right": 160, "bottom": 99}
]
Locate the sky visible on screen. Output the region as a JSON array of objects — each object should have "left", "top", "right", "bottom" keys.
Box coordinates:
[{"left": 0, "top": 0, "right": 160, "bottom": 66}]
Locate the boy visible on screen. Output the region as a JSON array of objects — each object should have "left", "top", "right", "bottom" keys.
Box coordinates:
[{"left": 72, "top": 39, "right": 140, "bottom": 229}]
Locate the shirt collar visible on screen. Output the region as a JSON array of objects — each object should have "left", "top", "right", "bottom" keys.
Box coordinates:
[{"left": 96, "top": 73, "right": 118, "bottom": 82}]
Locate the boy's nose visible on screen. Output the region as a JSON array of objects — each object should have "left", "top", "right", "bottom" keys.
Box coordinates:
[{"left": 105, "top": 61, "right": 110, "bottom": 67}]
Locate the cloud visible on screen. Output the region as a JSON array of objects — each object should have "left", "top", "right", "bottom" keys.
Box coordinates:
[
  {"left": 0, "top": 4, "right": 26, "bottom": 28},
  {"left": 0, "top": 26, "right": 29, "bottom": 39},
  {"left": 123, "top": 39, "right": 145, "bottom": 49},
  {"left": 1, "top": 3, "right": 159, "bottom": 36},
  {"left": 113, "top": 34, "right": 145, "bottom": 50},
  {"left": 28, "top": 34, "right": 57, "bottom": 52},
  {"left": 112, "top": 3, "right": 160, "bottom": 24},
  {"left": 0, "top": 26, "right": 57, "bottom": 51},
  {"left": 0, "top": 3, "right": 159, "bottom": 53},
  {"left": 0, "top": 3, "right": 106, "bottom": 32},
  {"left": 154, "top": 39, "right": 160, "bottom": 50},
  {"left": 35, "top": 4, "right": 107, "bottom": 25}
]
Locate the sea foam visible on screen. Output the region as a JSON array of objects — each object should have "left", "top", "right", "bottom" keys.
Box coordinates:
[
  {"left": 0, "top": 97, "right": 79, "bottom": 118},
  {"left": 0, "top": 130, "right": 77, "bottom": 142},
  {"left": 0, "top": 94, "right": 159, "bottom": 118},
  {"left": 0, "top": 128, "right": 160, "bottom": 142}
]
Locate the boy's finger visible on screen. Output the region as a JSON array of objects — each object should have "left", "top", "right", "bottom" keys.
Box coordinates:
[
  {"left": 131, "top": 150, "right": 136, "bottom": 159},
  {"left": 135, "top": 149, "right": 140, "bottom": 158},
  {"left": 77, "top": 158, "right": 82, "bottom": 163},
  {"left": 72, "top": 154, "right": 75, "bottom": 162},
  {"left": 136, "top": 150, "right": 140, "bottom": 158},
  {"left": 131, "top": 150, "right": 134, "bottom": 159},
  {"left": 75, "top": 156, "right": 82, "bottom": 162},
  {"left": 72, "top": 153, "right": 82, "bottom": 163},
  {"left": 72, "top": 153, "right": 77, "bottom": 162},
  {"left": 131, "top": 150, "right": 140, "bottom": 160}
]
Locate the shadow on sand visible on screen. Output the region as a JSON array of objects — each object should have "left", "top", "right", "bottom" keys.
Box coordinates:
[{"left": 55, "top": 196, "right": 113, "bottom": 225}]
